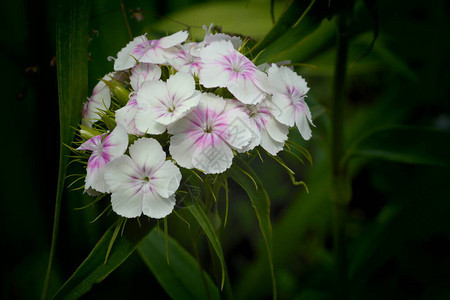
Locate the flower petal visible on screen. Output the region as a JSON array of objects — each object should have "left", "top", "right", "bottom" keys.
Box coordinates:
[
  {"left": 85, "top": 154, "right": 109, "bottom": 193},
  {"left": 227, "top": 74, "right": 266, "bottom": 104},
  {"left": 135, "top": 109, "right": 166, "bottom": 134},
  {"left": 129, "top": 138, "right": 166, "bottom": 173},
  {"left": 269, "top": 93, "right": 296, "bottom": 127},
  {"left": 142, "top": 192, "right": 176, "bottom": 219},
  {"left": 102, "top": 125, "right": 129, "bottom": 158},
  {"left": 105, "top": 156, "right": 144, "bottom": 218},
  {"left": 260, "top": 129, "right": 285, "bottom": 155},
  {"left": 151, "top": 161, "right": 182, "bottom": 198},
  {"left": 295, "top": 111, "right": 312, "bottom": 140},
  {"left": 169, "top": 131, "right": 198, "bottom": 169},
  {"left": 265, "top": 117, "right": 289, "bottom": 143},
  {"left": 166, "top": 72, "right": 195, "bottom": 102},
  {"left": 192, "top": 137, "right": 234, "bottom": 174},
  {"left": 114, "top": 35, "right": 145, "bottom": 71},
  {"left": 159, "top": 31, "right": 188, "bottom": 48},
  {"left": 136, "top": 80, "right": 167, "bottom": 108},
  {"left": 130, "top": 63, "right": 161, "bottom": 90},
  {"left": 115, "top": 98, "right": 143, "bottom": 135}
]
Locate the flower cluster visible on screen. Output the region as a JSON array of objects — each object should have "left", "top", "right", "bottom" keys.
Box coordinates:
[{"left": 77, "top": 26, "right": 313, "bottom": 219}]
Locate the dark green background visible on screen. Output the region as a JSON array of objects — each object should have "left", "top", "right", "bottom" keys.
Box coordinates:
[{"left": 2, "top": 0, "right": 450, "bottom": 299}]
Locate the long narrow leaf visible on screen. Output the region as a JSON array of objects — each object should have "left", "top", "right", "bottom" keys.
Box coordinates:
[
  {"left": 254, "top": 0, "right": 328, "bottom": 65},
  {"left": 42, "top": 1, "right": 90, "bottom": 299},
  {"left": 345, "top": 126, "right": 450, "bottom": 167},
  {"left": 53, "top": 220, "right": 153, "bottom": 299},
  {"left": 138, "top": 228, "right": 220, "bottom": 300},
  {"left": 229, "top": 157, "right": 277, "bottom": 300},
  {"left": 186, "top": 201, "right": 227, "bottom": 291}
]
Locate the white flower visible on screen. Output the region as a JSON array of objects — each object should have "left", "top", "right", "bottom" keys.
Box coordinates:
[
  {"left": 104, "top": 138, "right": 182, "bottom": 219},
  {"left": 77, "top": 125, "right": 129, "bottom": 193},
  {"left": 168, "top": 93, "right": 253, "bottom": 174},
  {"left": 236, "top": 99, "right": 289, "bottom": 155},
  {"left": 199, "top": 40, "right": 268, "bottom": 105},
  {"left": 114, "top": 31, "right": 189, "bottom": 71},
  {"left": 267, "top": 64, "right": 314, "bottom": 140},
  {"left": 168, "top": 43, "right": 203, "bottom": 76},
  {"left": 135, "top": 72, "right": 201, "bottom": 134},
  {"left": 129, "top": 63, "right": 161, "bottom": 90},
  {"left": 82, "top": 73, "right": 113, "bottom": 127}
]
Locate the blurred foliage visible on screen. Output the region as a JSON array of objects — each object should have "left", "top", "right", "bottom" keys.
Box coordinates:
[{"left": 2, "top": 0, "right": 450, "bottom": 299}]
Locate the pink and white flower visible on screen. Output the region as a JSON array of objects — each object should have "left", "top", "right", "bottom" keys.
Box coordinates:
[
  {"left": 199, "top": 40, "right": 268, "bottom": 105},
  {"left": 114, "top": 31, "right": 189, "bottom": 71},
  {"left": 236, "top": 99, "right": 289, "bottom": 155},
  {"left": 168, "top": 93, "right": 253, "bottom": 174},
  {"left": 129, "top": 63, "right": 161, "bottom": 90},
  {"left": 135, "top": 72, "right": 201, "bottom": 134},
  {"left": 82, "top": 73, "right": 113, "bottom": 127},
  {"left": 168, "top": 43, "right": 203, "bottom": 76},
  {"left": 104, "top": 138, "right": 182, "bottom": 219},
  {"left": 267, "top": 64, "right": 314, "bottom": 140},
  {"left": 77, "top": 125, "right": 128, "bottom": 193},
  {"left": 115, "top": 95, "right": 143, "bottom": 135}
]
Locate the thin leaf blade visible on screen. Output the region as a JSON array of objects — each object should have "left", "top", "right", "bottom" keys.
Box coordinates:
[
  {"left": 42, "top": 1, "right": 90, "bottom": 299},
  {"left": 186, "top": 201, "right": 227, "bottom": 291},
  {"left": 53, "top": 220, "right": 153, "bottom": 300},
  {"left": 229, "top": 157, "right": 277, "bottom": 299},
  {"left": 138, "top": 228, "right": 220, "bottom": 300},
  {"left": 346, "top": 126, "right": 450, "bottom": 167}
]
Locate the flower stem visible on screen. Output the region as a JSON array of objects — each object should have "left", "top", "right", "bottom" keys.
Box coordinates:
[{"left": 331, "top": 2, "right": 353, "bottom": 299}]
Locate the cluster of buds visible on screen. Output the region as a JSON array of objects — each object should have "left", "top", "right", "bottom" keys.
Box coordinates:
[{"left": 77, "top": 25, "right": 314, "bottom": 219}]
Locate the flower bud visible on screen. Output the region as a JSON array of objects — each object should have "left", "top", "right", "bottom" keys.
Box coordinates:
[
  {"left": 79, "top": 125, "right": 102, "bottom": 140},
  {"left": 103, "top": 79, "right": 130, "bottom": 106}
]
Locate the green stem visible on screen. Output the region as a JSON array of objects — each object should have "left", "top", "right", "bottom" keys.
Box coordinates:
[{"left": 330, "top": 3, "right": 353, "bottom": 299}]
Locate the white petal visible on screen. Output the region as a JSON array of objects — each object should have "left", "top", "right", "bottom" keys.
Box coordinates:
[
  {"left": 142, "top": 192, "right": 176, "bottom": 219},
  {"left": 227, "top": 75, "right": 266, "bottom": 105},
  {"left": 260, "top": 129, "right": 285, "bottom": 155},
  {"left": 129, "top": 138, "right": 166, "bottom": 173},
  {"left": 224, "top": 106, "right": 254, "bottom": 150},
  {"left": 159, "top": 31, "right": 189, "bottom": 49},
  {"left": 135, "top": 109, "right": 166, "bottom": 135},
  {"left": 105, "top": 156, "right": 144, "bottom": 218},
  {"left": 103, "top": 125, "right": 129, "bottom": 158},
  {"left": 270, "top": 93, "right": 296, "bottom": 127},
  {"left": 136, "top": 80, "right": 167, "bottom": 108},
  {"left": 151, "top": 161, "right": 182, "bottom": 198},
  {"left": 85, "top": 155, "right": 109, "bottom": 193},
  {"left": 169, "top": 132, "right": 198, "bottom": 169},
  {"left": 114, "top": 35, "right": 145, "bottom": 71},
  {"left": 192, "top": 137, "right": 234, "bottom": 174},
  {"left": 166, "top": 72, "right": 195, "bottom": 101},
  {"left": 267, "top": 64, "right": 309, "bottom": 95},
  {"left": 265, "top": 117, "right": 289, "bottom": 143},
  {"left": 115, "top": 98, "right": 143, "bottom": 135},
  {"left": 130, "top": 63, "right": 161, "bottom": 90},
  {"left": 295, "top": 112, "right": 312, "bottom": 140},
  {"left": 199, "top": 40, "right": 234, "bottom": 88}
]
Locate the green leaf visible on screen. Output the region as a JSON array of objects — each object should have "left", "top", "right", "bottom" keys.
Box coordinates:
[
  {"left": 253, "top": 0, "right": 329, "bottom": 65},
  {"left": 138, "top": 228, "right": 220, "bottom": 300},
  {"left": 42, "top": 1, "right": 90, "bottom": 299},
  {"left": 186, "top": 201, "right": 227, "bottom": 291},
  {"left": 345, "top": 126, "right": 450, "bottom": 167},
  {"left": 53, "top": 220, "right": 153, "bottom": 300},
  {"left": 251, "top": 0, "right": 314, "bottom": 55},
  {"left": 229, "top": 157, "right": 277, "bottom": 300}
]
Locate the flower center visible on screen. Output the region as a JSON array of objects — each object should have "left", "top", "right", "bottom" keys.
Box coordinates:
[{"left": 204, "top": 125, "right": 213, "bottom": 133}]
